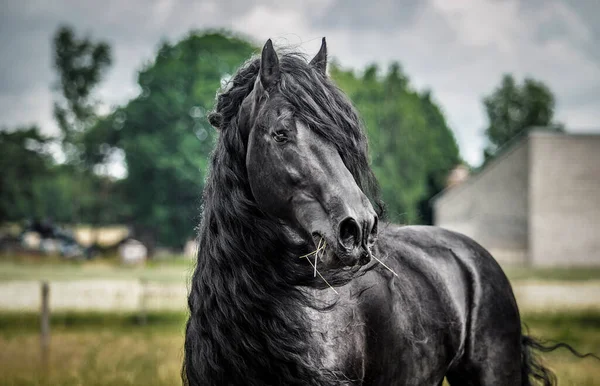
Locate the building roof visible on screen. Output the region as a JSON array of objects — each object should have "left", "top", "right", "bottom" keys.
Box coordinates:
[{"left": 430, "top": 128, "right": 600, "bottom": 204}]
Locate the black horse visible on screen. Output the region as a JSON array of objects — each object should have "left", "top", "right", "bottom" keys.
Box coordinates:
[{"left": 184, "top": 39, "right": 586, "bottom": 385}]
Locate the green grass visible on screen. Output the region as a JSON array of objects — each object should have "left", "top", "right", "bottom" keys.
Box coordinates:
[
  {"left": 0, "top": 311, "right": 188, "bottom": 386},
  {"left": 0, "top": 316, "right": 187, "bottom": 386},
  {"left": 0, "top": 311, "right": 598, "bottom": 385},
  {"left": 504, "top": 266, "right": 600, "bottom": 282},
  {"left": 522, "top": 311, "right": 600, "bottom": 355},
  {"left": 2, "top": 254, "right": 600, "bottom": 283},
  {"left": 520, "top": 311, "right": 600, "bottom": 386},
  {"left": 0, "top": 311, "right": 187, "bottom": 334},
  {"left": 0, "top": 255, "right": 194, "bottom": 283}
]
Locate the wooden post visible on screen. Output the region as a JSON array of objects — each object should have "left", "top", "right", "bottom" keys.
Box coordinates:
[
  {"left": 40, "top": 281, "right": 50, "bottom": 369},
  {"left": 139, "top": 279, "right": 147, "bottom": 325}
]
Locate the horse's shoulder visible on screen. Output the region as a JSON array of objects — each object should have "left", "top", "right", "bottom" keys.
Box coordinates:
[
  {"left": 379, "top": 224, "right": 480, "bottom": 251},
  {"left": 377, "top": 224, "right": 503, "bottom": 276}
]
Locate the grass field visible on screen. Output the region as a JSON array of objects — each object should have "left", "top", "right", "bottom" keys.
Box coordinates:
[
  {"left": 0, "top": 311, "right": 598, "bottom": 386},
  {"left": 2, "top": 254, "right": 600, "bottom": 283},
  {"left": 1, "top": 255, "right": 599, "bottom": 385},
  {"left": 0, "top": 312, "right": 186, "bottom": 386},
  {"left": 0, "top": 255, "right": 193, "bottom": 283}
]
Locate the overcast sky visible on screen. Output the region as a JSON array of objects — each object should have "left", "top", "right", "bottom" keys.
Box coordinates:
[{"left": 1, "top": 0, "right": 599, "bottom": 166}]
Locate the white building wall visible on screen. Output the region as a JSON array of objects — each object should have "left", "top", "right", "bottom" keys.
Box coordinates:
[
  {"left": 529, "top": 133, "right": 600, "bottom": 266},
  {"left": 433, "top": 139, "right": 529, "bottom": 265}
]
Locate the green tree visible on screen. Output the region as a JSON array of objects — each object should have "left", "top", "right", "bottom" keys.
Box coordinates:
[
  {"left": 87, "top": 31, "right": 256, "bottom": 251},
  {"left": 52, "top": 25, "right": 113, "bottom": 228},
  {"left": 416, "top": 90, "right": 462, "bottom": 224},
  {"left": 52, "top": 25, "right": 112, "bottom": 162},
  {"left": 483, "top": 74, "right": 563, "bottom": 161},
  {"left": 0, "top": 127, "right": 52, "bottom": 222},
  {"left": 331, "top": 63, "right": 460, "bottom": 224},
  {"left": 0, "top": 126, "right": 120, "bottom": 225}
]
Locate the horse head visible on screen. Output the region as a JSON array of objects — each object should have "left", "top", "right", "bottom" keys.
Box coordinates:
[{"left": 238, "top": 39, "right": 379, "bottom": 269}]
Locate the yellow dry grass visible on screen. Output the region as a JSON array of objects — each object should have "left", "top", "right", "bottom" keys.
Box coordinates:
[
  {"left": 0, "top": 311, "right": 598, "bottom": 385},
  {"left": 0, "top": 329, "right": 184, "bottom": 386}
]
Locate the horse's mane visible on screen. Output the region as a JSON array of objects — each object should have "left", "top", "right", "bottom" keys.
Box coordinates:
[{"left": 184, "top": 52, "right": 383, "bottom": 385}]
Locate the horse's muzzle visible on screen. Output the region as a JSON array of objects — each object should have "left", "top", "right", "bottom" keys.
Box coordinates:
[{"left": 336, "top": 214, "right": 377, "bottom": 267}]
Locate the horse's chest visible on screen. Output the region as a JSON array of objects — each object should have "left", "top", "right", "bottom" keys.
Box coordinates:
[{"left": 305, "top": 296, "right": 366, "bottom": 380}]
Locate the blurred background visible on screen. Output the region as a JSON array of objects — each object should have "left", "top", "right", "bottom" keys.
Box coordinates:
[{"left": 1, "top": 0, "right": 599, "bottom": 385}]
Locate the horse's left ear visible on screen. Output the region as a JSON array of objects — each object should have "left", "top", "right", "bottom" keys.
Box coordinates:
[
  {"left": 260, "top": 39, "right": 280, "bottom": 90},
  {"left": 309, "top": 37, "right": 327, "bottom": 75}
]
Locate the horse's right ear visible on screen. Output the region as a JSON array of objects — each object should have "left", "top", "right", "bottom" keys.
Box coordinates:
[{"left": 260, "top": 39, "right": 280, "bottom": 90}]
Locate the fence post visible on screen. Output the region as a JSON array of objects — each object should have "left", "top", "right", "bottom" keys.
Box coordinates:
[
  {"left": 139, "top": 279, "right": 147, "bottom": 325},
  {"left": 40, "top": 281, "right": 50, "bottom": 369}
]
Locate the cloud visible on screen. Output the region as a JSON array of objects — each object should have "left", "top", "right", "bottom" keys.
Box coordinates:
[
  {"left": 312, "top": 0, "right": 423, "bottom": 32},
  {"left": 309, "top": 0, "right": 600, "bottom": 164},
  {"left": 1, "top": 0, "right": 599, "bottom": 166}
]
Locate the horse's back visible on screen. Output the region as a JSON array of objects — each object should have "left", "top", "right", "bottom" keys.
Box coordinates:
[{"left": 360, "top": 224, "right": 523, "bottom": 385}]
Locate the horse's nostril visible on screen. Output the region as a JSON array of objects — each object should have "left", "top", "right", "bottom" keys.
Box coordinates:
[
  {"left": 339, "top": 217, "right": 360, "bottom": 249},
  {"left": 359, "top": 252, "right": 371, "bottom": 266},
  {"left": 371, "top": 215, "right": 378, "bottom": 237}
]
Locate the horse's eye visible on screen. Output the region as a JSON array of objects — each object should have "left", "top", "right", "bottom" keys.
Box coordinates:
[{"left": 272, "top": 131, "right": 288, "bottom": 143}]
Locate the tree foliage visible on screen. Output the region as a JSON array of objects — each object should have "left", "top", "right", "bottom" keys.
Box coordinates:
[
  {"left": 330, "top": 63, "right": 460, "bottom": 224},
  {"left": 483, "top": 74, "right": 563, "bottom": 161},
  {"left": 0, "top": 127, "right": 120, "bottom": 224},
  {"left": 1, "top": 26, "right": 119, "bottom": 228},
  {"left": 0, "top": 127, "right": 52, "bottom": 222},
  {"left": 86, "top": 32, "right": 256, "bottom": 248},
  {"left": 50, "top": 25, "right": 114, "bottom": 228},
  {"left": 53, "top": 25, "right": 112, "bottom": 152}
]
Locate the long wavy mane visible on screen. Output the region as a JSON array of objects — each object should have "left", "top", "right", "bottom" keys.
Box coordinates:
[{"left": 183, "top": 52, "right": 382, "bottom": 385}]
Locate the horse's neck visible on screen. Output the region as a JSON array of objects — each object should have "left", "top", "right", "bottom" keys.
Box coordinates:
[{"left": 304, "top": 286, "right": 367, "bottom": 381}]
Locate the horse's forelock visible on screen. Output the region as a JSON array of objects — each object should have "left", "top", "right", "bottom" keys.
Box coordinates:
[{"left": 277, "top": 55, "right": 384, "bottom": 217}]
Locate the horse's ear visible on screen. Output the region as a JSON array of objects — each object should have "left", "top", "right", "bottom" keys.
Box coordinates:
[
  {"left": 260, "top": 39, "right": 280, "bottom": 90},
  {"left": 309, "top": 37, "right": 327, "bottom": 75}
]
